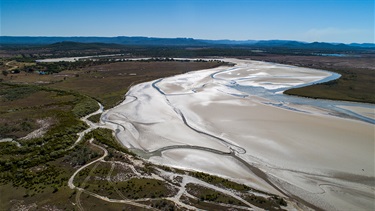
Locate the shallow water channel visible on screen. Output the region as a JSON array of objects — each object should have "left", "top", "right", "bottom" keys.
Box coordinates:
[{"left": 225, "top": 69, "right": 374, "bottom": 124}]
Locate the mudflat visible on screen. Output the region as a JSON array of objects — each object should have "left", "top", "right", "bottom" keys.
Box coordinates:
[{"left": 104, "top": 58, "right": 375, "bottom": 210}]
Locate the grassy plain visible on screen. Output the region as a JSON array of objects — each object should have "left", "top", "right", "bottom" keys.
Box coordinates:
[
  {"left": 49, "top": 60, "right": 225, "bottom": 108},
  {"left": 0, "top": 83, "right": 97, "bottom": 139}
]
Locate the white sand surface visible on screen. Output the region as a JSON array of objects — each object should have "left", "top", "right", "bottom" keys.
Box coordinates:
[
  {"left": 214, "top": 60, "right": 331, "bottom": 90},
  {"left": 180, "top": 94, "right": 374, "bottom": 175},
  {"left": 104, "top": 58, "right": 375, "bottom": 210},
  {"left": 105, "top": 77, "right": 230, "bottom": 152},
  {"left": 338, "top": 105, "right": 375, "bottom": 119}
]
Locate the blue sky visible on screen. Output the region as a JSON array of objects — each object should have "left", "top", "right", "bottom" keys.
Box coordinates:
[{"left": 1, "top": 0, "right": 374, "bottom": 43}]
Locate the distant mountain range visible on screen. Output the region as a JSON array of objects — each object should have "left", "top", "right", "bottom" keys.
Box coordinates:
[{"left": 0, "top": 36, "right": 374, "bottom": 49}]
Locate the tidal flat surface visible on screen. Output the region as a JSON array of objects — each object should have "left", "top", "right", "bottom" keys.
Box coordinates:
[{"left": 103, "top": 58, "right": 375, "bottom": 210}]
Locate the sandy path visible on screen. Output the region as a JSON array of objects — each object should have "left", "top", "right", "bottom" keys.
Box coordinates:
[
  {"left": 68, "top": 138, "right": 158, "bottom": 210},
  {"left": 158, "top": 168, "right": 257, "bottom": 210},
  {"left": 5, "top": 61, "right": 19, "bottom": 71},
  {"left": 68, "top": 139, "right": 108, "bottom": 189},
  {"left": 69, "top": 102, "right": 104, "bottom": 150}
]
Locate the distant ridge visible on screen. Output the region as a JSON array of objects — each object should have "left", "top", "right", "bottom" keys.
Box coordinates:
[
  {"left": 0, "top": 36, "right": 374, "bottom": 49},
  {"left": 46, "top": 41, "right": 126, "bottom": 50},
  {"left": 0, "top": 36, "right": 206, "bottom": 46}
]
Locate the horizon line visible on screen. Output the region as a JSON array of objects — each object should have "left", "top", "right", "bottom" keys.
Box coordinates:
[{"left": 1, "top": 35, "right": 374, "bottom": 45}]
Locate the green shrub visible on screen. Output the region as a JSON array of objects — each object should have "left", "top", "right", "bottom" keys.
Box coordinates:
[
  {"left": 72, "top": 97, "right": 99, "bottom": 118},
  {"left": 87, "top": 113, "right": 101, "bottom": 123},
  {"left": 86, "top": 128, "right": 135, "bottom": 156}
]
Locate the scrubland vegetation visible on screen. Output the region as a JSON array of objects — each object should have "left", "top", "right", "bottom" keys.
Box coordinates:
[{"left": 0, "top": 43, "right": 373, "bottom": 210}]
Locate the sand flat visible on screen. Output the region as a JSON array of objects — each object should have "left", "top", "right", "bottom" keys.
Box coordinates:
[
  {"left": 104, "top": 58, "right": 375, "bottom": 210},
  {"left": 338, "top": 105, "right": 375, "bottom": 119},
  {"left": 181, "top": 93, "right": 374, "bottom": 175}
]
